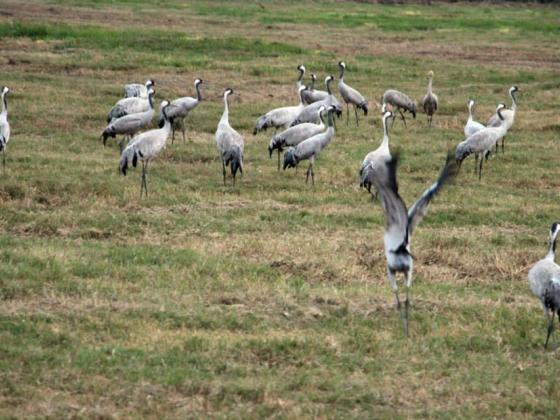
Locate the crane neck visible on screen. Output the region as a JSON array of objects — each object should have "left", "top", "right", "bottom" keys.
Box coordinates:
[
  {"left": 298, "top": 89, "right": 306, "bottom": 105},
  {"left": 327, "top": 110, "right": 335, "bottom": 128},
  {"left": 195, "top": 82, "right": 202, "bottom": 102},
  {"left": 220, "top": 94, "right": 230, "bottom": 124},
  {"left": 546, "top": 235, "right": 557, "bottom": 261},
  {"left": 427, "top": 77, "right": 433, "bottom": 94},
  {"left": 467, "top": 103, "right": 473, "bottom": 122},
  {"left": 326, "top": 79, "right": 332, "bottom": 95},
  {"left": 381, "top": 117, "right": 389, "bottom": 150},
  {"left": 339, "top": 66, "right": 345, "bottom": 80},
  {"left": 1, "top": 92, "right": 7, "bottom": 114},
  {"left": 310, "top": 78, "right": 315, "bottom": 90},
  {"left": 148, "top": 92, "right": 154, "bottom": 109},
  {"left": 510, "top": 90, "right": 517, "bottom": 111}
]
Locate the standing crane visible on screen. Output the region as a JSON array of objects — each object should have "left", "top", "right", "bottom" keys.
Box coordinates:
[
  {"left": 119, "top": 100, "right": 172, "bottom": 198},
  {"left": 338, "top": 61, "right": 368, "bottom": 126},
  {"left": 421, "top": 70, "right": 438, "bottom": 127},
  {"left": 528, "top": 222, "right": 560, "bottom": 349},
  {"left": 216, "top": 89, "right": 244, "bottom": 186},
  {"left": 0, "top": 86, "right": 11, "bottom": 169},
  {"left": 163, "top": 78, "right": 204, "bottom": 143}
]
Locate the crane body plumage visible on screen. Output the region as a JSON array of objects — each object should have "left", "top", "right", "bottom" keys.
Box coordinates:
[
  {"left": 254, "top": 86, "right": 306, "bottom": 134},
  {"left": 107, "top": 94, "right": 152, "bottom": 123},
  {"left": 216, "top": 89, "right": 244, "bottom": 186},
  {"left": 301, "top": 73, "right": 329, "bottom": 104},
  {"left": 123, "top": 79, "right": 155, "bottom": 99}
]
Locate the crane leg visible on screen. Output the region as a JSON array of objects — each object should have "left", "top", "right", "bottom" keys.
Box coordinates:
[
  {"left": 544, "top": 310, "right": 555, "bottom": 349},
  {"left": 388, "top": 268, "right": 406, "bottom": 334},
  {"left": 305, "top": 163, "right": 311, "bottom": 184},
  {"left": 354, "top": 106, "right": 359, "bottom": 127},
  {"left": 311, "top": 164, "right": 315, "bottom": 186},
  {"left": 222, "top": 160, "right": 226, "bottom": 186},
  {"left": 502, "top": 136, "right": 505, "bottom": 154},
  {"left": 346, "top": 103, "right": 349, "bottom": 126},
  {"left": 2, "top": 150, "right": 5, "bottom": 170},
  {"left": 403, "top": 270, "right": 413, "bottom": 337},
  {"left": 399, "top": 109, "right": 407, "bottom": 128},
  {"left": 277, "top": 149, "right": 281, "bottom": 171},
  {"left": 478, "top": 154, "right": 484, "bottom": 181},
  {"left": 474, "top": 153, "right": 479, "bottom": 175}
]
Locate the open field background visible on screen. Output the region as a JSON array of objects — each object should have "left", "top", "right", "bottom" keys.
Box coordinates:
[{"left": 1, "top": 0, "right": 560, "bottom": 417}]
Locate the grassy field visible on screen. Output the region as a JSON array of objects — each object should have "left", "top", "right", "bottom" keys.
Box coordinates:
[{"left": 1, "top": 0, "right": 560, "bottom": 417}]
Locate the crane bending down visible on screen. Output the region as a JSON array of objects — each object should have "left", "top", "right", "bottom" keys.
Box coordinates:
[
  {"left": 268, "top": 105, "right": 326, "bottom": 171},
  {"left": 102, "top": 88, "right": 155, "bottom": 152},
  {"left": 382, "top": 89, "right": 417, "bottom": 128},
  {"left": 528, "top": 222, "right": 560, "bottom": 349},
  {"left": 254, "top": 86, "right": 306, "bottom": 135},
  {"left": 0, "top": 86, "right": 11, "bottom": 169},
  {"left": 119, "top": 100, "right": 171, "bottom": 198},
  {"left": 283, "top": 106, "right": 336, "bottom": 185},
  {"left": 216, "top": 88, "right": 244, "bottom": 186},
  {"left": 370, "top": 151, "right": 459, "bottom": 335}
]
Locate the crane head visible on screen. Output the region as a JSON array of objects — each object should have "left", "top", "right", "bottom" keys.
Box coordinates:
[
  {"left": 550, "top": 223, "right": 560, "bottom": 241},
  {"left": 1, "top": 86, "right": 9, "bottom": 95}
]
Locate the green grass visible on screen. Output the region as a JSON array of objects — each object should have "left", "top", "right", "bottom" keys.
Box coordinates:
[{"left": 1, "top": 0, "right": 560, "bottom": 417}]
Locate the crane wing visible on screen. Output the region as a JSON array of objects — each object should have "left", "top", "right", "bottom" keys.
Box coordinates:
[
  {"left": 407, "top": 151, "right": 458, "bottom": 236},
  {"left": 370, "top": 152, "right": 409, "bottom": 250}
]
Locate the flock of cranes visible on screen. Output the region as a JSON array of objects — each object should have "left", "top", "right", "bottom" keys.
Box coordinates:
[{"left": 1, "top": 61, "right": 557, "bottom": 347}]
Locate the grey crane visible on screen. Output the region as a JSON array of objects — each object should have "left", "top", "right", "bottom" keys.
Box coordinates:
[
  {"left": 464, "top": 99, "right": 485, "bottom": 137},
  {"left": 216, "top": 88, "right": 244, "bottom": 186},
  {"left": 107, "top": 92, "right": 152, "bottom": 123},
  {"left": 161, "top": 78, "right": 204, "bottom": 144},
  {"left": 382, "top": 89, "right": 417, "bottom": 127},
  {"left": 283, "top": 106, "right": 336, "bottom": 185},
  {"left": 254, "top": 86, "right": 306, "bottom": 135},
  {"left": 268, "top": 105, "right": 326, "bottom": 171},
  {"left": 421, "top": 70, "right": 438, "bottom": 127},
  {"left": 123, "top": 79, "right": 155, "bottom": 99},
  {"left": 359, "top": 109, "right": 393, "bottom": 198},
  {"left": 370, "top": 151, "right": 458, "bottom": 336},
  {"left": 455, "top": 103, "right": 507, "bottom": 180},
  {"left": 338, "top": 61, "right": 368, "bottom": 126},
  {"left": 290, "top": 76, "right": 341, "bottom": 126},
  {"left": 301, "top": 73, "right": 329, "bottom": 105},
  {"left": 102, "top": 88, "right": 155, "bottom": 152},
  {"left": 119, "top": 100, "right": 172, "bottom": 198},
  {"left": 0, "top": 86, "right": 11, "bottom": 169},
  {"left": 528, "top": 222, "right": 560, "bottom": 349},
  {"left": 487, "top": 85, "right": 519, "bottom": 153}
]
